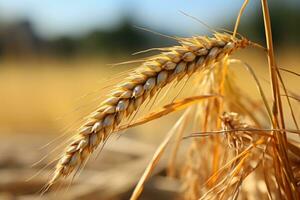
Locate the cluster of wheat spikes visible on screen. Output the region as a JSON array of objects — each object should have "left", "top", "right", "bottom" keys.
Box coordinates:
[{"left": 45, "top": 0, "right": 300, "bottom": 199}]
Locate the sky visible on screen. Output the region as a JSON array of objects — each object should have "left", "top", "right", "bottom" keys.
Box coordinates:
[{"left": 0, "top": 0, "right": 297, "bottom": 39}]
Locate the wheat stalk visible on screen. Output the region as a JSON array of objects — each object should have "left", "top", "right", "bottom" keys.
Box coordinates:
[{"left": 46, "top": 33, "right": 254, "bottom": 188}]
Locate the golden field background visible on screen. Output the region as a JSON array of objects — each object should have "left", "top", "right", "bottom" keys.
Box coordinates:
[
  {"left": 0, "top": 1, "right": 299, "bottom": 198},
  {"left": 0, "top": 47, "right": 298, "bottom": 136},
  {"left": 0, "top": 47, "right": 299, "bottom": 200}
]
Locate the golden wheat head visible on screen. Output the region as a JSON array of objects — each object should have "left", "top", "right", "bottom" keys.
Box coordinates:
[{"left": 47, "top": 32, "right": 253, "bottom": 189}]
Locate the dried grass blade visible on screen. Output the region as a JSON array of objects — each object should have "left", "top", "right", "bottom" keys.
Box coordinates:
[
  {"left": 204, "top": 146, "right": 252, "bottom": 188},
  {"left": 117, "top": 94, "right": 221, "bottom": 132},
  {"left": 219, "top": 154, "right": 249, "bottom": 199},
  {"left": 130, "top": 110, "right": 190, "bottom": 200},
  {"left": 282, "top": 94, "right": 300, "bottom": 102},
  {"left": 185, "top": 128, "right": 300, "bottom": 138},
  {"left": 279, "top": 67, "right": 300, "bottom": 77},
  {"left": 167, "top": 107, "right": 192, "bottom": 177},
  {"left": 229, "top": 59, "right": 273, "bottom": 125},
  {"left": 276, "top": 68, "right": 299, "bottom": 129}
]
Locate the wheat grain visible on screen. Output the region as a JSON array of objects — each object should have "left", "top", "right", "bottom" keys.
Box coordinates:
[{"left": 47, "top": 33, "right": 253, "bottom": 188}]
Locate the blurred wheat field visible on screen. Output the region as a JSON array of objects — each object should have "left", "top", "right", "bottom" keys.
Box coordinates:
[
  {"left": 0, "top": 46, "right": 299, "bottom": 199},
  {"left": 0, "top": 57, "right": 113, "bottom": 134},
  {"left": 0, "top": 47, "right": 299, "bottom": 135},
  {"left": 0, "top": 0, "right": 299, "bottom": 199}
]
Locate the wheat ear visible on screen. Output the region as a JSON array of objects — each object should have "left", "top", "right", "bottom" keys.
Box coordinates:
[{"left": 47, "top": 33, "right": 253, "bottom": 188}]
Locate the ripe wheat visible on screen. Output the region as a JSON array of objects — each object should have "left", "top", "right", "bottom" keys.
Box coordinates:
[{"left": 47, "top": 33, "right": 254, "bottom": 188}]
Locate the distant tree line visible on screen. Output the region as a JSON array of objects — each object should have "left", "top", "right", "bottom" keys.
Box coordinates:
[
  {"left": 0, "top": 2, "right": 299, "bottom": 60},
  {"left": 0, "top": 19, "right": 174, "bottom": 59},
  {"left": 240, "top": 1, "right": 300, "bottom": 49}
]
